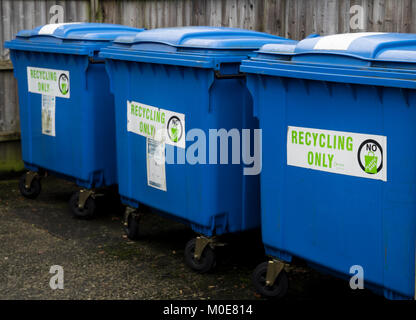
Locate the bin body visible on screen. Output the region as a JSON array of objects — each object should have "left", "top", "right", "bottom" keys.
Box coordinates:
[
  {"left": 241, "top": 33, "right": 416, "bottom": 299},
  {"left": 101, "top": 27, "right": 296, "bottom": 235},
  {"left": 5, "top": 23, "right": 143, "bottom": 188}
]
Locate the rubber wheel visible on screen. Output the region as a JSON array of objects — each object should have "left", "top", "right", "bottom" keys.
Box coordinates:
[
  {"left": 252, "top": 262, "right": 289, "bottom": 299},
  {"left": 69, "top": 191, "right": 96, "bottom": 219},
  {"left": 18, "top": 173, "right": 41, "bottom": 199},
  {"left": 184, "top": 238, "right": 216, "bottom": 273},
  {"left": 124, "top": 212, "right": 140, "bottom": 240}
]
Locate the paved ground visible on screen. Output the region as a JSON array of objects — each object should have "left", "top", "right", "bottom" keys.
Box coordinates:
[{"left": 0, "top": 174, "right": 381, "bottom": 300}]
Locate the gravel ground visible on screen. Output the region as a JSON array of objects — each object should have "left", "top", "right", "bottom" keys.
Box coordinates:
[{"left": 0, "top": 174, "right": 381, "bottom": 300}]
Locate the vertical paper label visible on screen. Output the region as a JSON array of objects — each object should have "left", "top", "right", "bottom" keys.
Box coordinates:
[
  {"left": 287, "top": 126, "right": 387, "bottom": 181},
  {"left": 27, "top": 67, "right": 70, "bottom": 98},
  {"left": 41, "top": 95, "right": 56, "bottom": 136},
  {"left": 146, "top": 138, "right": 167, "bottom": 191}
]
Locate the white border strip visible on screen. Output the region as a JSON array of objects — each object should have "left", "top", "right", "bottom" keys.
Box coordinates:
[{"left": 313, "top": 32, "right": 386, "bottom": 51}]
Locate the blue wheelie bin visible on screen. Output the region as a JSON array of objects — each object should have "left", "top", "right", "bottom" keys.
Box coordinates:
[
  {"left": 5, "top": 23, "right": 143, "bottom": 218},
  {"left": 100, "top": 27, "right": 296, "bottom": 272},
  {"left": 241, "top": 32, "right": 416, "bottom": 299}
]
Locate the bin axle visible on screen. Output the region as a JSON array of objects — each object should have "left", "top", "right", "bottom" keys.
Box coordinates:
[
  {"left": 25, "top": 171, "right": 39, "bottom": 189},
  {"left": 194, "top": 236, "right": 213, "bottom": 260},
  {"left": 78, "top": 189, "right": 95, "bottom": 209},
  {"left": 265, "top": 259, "right": 285, "bottom": 287},
  {"left": 193, "top": 236, "right": 225, "bottom": 261},
  {"left": 123, "top": 207, "right": 143, "bottom": 227}
]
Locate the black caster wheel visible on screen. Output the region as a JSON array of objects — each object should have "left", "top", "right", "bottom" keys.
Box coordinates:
[
  {"left": 252, "top": 262, "right": 289, "bottom": 299},
  {"left": 18, "top": 173, "right": 41, "bottom": 199},
  {"left": 69, "top": 191, "right": 96, "bottom": 219},
  {"left": 124, "top": 211, "right": 140, "bottom": 240},
  {"left": 184, "top": 238, "right": 216, "bottom": 273}
]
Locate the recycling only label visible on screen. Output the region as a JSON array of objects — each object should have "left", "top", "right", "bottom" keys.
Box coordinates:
[
  {"left": 287, "top": 126, "right": 387, "bottom": 181},
  {"left": 27, "top": 66, "right": 70, "bottom": 98},
  {"left": 127, "top": 100, "right": 185, "bottom": 149}
]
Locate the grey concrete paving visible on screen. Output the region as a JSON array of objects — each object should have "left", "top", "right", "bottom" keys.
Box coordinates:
[{"left": 0, "top": 175, "right": 380, "bottom": 300}]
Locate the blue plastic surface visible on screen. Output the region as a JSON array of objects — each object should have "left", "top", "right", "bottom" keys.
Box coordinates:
[
  {"left": 100, "top": 26, "right": 297, "bottom": 69},
  {"left": 113, "top": 26, "right": 288, "bottom": 49},
  {"left": 241, "top": 32, "right": 416, "bottom": 300},
  {"left": 293, "top": 32, "right": 416, "bottom": 62},
  {"left": 103, "top": 27, "right": 295, "bottom": 236},
  {"left": 5, "top": 23, "right": 143, "bottom": 56},
  {"left": 5, "top": 23, "right": 144, "bottom": 189}
]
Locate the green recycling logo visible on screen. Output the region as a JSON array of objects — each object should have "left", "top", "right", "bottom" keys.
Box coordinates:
[
  {"left": 167, "top": 116, "right": 183, "bottom": 143},
  {"left": 58, "top": 73, "right": 69, "bottom": 95},
  {"left": 358, "top": 139, "right": 383, "bottom": 175}
]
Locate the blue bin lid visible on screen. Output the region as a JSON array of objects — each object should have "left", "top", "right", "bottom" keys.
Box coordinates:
[
  {"left": 5, "top": 23, "right": 144, "bottom": 56},
  {"left": 257, "top": 32, "right": 416, "bottom": 64},
  {"left": 100, "top": 26, "right": 296, "bottom": 69},
  {"left": 113, "top": 26, "right": 290, "bottom": 50},
  {"left": 241, "top": 32, "right": 416, "bottom": 89}
]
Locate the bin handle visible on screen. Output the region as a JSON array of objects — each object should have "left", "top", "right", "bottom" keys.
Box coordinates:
[
  {"left": 214, "top": 70, "right": 245, "bottom": 79},
  {"left": 88, "top": 57, "right": 105, "bottom": 64}
]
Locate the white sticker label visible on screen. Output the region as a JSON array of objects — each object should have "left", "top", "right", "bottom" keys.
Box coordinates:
[
  {"left": 27, "top": 67, "right": 70, "bottom": 98},
  {"left": 313, "top": 32, "right": 386, "bottom": 51},
  {"left": 127, "top": 100, "right": 185, "bottom": 148},
  {"left": 147, "top": 138, "right": 167, "bottom": 191},
  {"left": 41, "top": 95, "right": 56, "bottom": 136},
  {"left": 38, "top": 22, "right": 81, "bottom": 35},
  {"left": 287, "top": 126, "right": 387, "bottom": 181}
]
